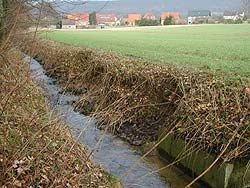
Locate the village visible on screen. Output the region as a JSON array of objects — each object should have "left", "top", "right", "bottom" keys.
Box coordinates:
[{"left": 47, "top": 10, "right": 248, "bottom": 29}]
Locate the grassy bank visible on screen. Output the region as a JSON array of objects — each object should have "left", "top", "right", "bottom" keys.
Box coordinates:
[
  {"left": 20, "top": 37, "right": 250, "bottom": 164},
  {"left": 0, "top": 50, "right": 117, "bottom": 187},
  {"left": 42, "top": 24, "right": 250, "bottom": 76}
]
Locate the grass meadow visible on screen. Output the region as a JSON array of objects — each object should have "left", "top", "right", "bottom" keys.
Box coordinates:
[{"left": 43, "top": 24, "right": 250, "bottom": 76}]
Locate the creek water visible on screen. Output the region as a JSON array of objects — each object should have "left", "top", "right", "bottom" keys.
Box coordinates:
[{"left": 28, "top": 57, "right": 199, "bottom": 188}]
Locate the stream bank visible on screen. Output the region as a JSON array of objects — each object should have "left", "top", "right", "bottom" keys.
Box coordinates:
[
  {"left": 0, "top": 51, "right": 117, "bottom": 188},
  {"left": 30, "top": 56, "right": 197, "bottom": 188},
  {"left": 20, "top": 37, "right": 250, "bottom": 188}
]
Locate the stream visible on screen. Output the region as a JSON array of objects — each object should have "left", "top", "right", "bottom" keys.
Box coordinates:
[{"left": 28, "top": 56, "right": 198, "bottom": 188}]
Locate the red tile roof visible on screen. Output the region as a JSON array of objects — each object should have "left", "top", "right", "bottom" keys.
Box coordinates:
[
  {"left": 127, "top": 14, "right": 142, "bottom": 23},
  {"left": 161, "top": 12, "right": 180, "bottom": 19},
  {"left": 143, "top": 11, "right": 156, "bottom": 20},
  {"left": 96, "top": 14, "right": 116, "bottom": 23},
  {"left": 122, "top": 18, "right": 128, "bottom": 22},
  {"left": 67, "top": 13, "right": 89, "bottom": 22}
]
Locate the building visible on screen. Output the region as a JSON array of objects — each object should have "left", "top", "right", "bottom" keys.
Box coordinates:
[
  {"left": 188, "top": 10, "right": 211, "bottom": 18},
  {"left": 187, "top": 10, "right": 211, "bottom": 24},
  {"left": 223, "top": 11, "right": 244, "bottom": 20},
  {"left": 96, "top": 14, "right": 116, "bottom": 26},
  {"left": 62, "top": 19, "right": 76, "bottom": 29},
  {"left": 124, "top": 14, "right": 142, "bottom": 26},
  {"left": 223, "top": 11, "right": 238, "bottom": 20},
  {"left": 143, "top": 11, "right": 156, "bottom": 20},
  {"left": 161, "top": 12, "right": 180, "bottom": 25},
  {"left": 67, "top": 13, "right": 89, "bottom": 28},
  {"left": 211, "top": 12, "right": 224, "bottom": 19}
]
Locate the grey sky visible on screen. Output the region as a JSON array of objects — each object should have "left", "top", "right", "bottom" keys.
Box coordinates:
[{"left": 53, "top": 0, "right": 242, "bottom": 14}]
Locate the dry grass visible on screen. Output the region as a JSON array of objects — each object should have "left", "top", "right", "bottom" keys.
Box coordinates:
[
  {"left": 20, "top": 36, "right": 250, "bottom": 164},
  {"left": 0, "top": 50, "right": 118, "bottom": 187}
]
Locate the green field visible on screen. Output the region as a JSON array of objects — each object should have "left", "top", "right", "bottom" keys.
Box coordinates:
[{"left": 43, "top": 25, "right": 250, "bottom": 76}]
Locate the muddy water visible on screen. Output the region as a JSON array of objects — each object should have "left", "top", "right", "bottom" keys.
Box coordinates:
[{"left": 28, "top": 57, "right": 198, "bottom": 188}]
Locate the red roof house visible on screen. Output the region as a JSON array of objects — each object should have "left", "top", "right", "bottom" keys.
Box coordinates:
[
  {"left": 161, "top": 12, "right": 181, "bottom": 25},
  {"left": 67, "top": 13, "right": 89, "bottom": 21},
  {"left": 66, "top": 13, "right": 89, "bottom": 28},
  {"left": 125, "top": 14, "right": 142, "bottom": 26},
  {"left": 121, "top": 17, "right": 128, "bottom": 23},
  {"left": 96, "top": 14, "right": 116, "bottom": 25},
  {"left": 161, "top": 12, "right": 180, "bottom": 20},
  {"left": 143, "top": 11, "right": 156, "bottom": 20}
]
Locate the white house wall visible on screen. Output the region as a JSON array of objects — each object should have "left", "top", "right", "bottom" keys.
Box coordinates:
[{"left": 62, "top": 25, "right": 77, "bottom": 29}]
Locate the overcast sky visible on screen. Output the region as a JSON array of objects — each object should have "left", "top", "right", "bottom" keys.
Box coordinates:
[{"left": 53, "top": 0, "right": 242, "bottom": 15}]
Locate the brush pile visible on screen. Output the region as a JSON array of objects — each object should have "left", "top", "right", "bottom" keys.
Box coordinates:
[
  {"left": 20, "top": 37, "right": 250, "bottom": 163},
  {"left": 0, "top": 50, "right": 116, "bottom": 187}
]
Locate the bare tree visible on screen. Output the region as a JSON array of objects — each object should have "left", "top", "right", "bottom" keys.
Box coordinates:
[
  {"left": 0, "top": 0, "right": 10, "bottom": 42},
  {"left": 0, "top": 0, "right": 33, "bottom": 48},
  {"left": 241, "top": 0, "right": 250, "bottom": 18}
]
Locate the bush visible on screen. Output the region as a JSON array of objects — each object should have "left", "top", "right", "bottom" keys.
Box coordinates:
[
  {"left": 136, "top": 19, "right": 160, "bottom": 26},
  {"left": 224, "top": 19, "right": 234, "bottom": 24},
  {"left": 235, "top": 19, "right": 243, "bottom": 24},
  {"left": 208, "top": 18, "right": 216, "bottom": 24},
  {"left": 224, "top": 19, "right": 243, "bottom": 24},
  {"left": 197, "top": 18, "right": 208, "bottom": 24},
  {"left": 216, "top": 18, "right": 225, "bottom": 24},
  {"left": 164, "top": 16, "right": 173, "bottom": 25},
  {"left": 174, "top": 18, "right": 187, "bottom": 25}
]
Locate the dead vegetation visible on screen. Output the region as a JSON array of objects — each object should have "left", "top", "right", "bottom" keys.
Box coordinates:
[
  {"left": 0, "top": 50, "right": 117, "bottom": 187},
  {"left": 20, "top": 37, "right": 250, "bottom": 164}
]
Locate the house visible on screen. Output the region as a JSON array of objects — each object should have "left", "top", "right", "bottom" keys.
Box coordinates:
[
  {"left": 223, "top": 11, "right": 238, "bottom": 20},
  {"left": 223, "top": 11, "right": 244, "bottom": 20},
  {"left": 143, "top": 11, "right": 156, "bottom": 20},
  {"left": 188, "top": 10, "right": 211, "bottom": 18},
  {"left": 67, "top": 13, "right": 89, "bottom": 28},
  {"left": 123, "top": 14, "right": 142, "bottom": 26},
  {"left": 211, "top": 12, "right": 224, "bottom": 19},
  {"left": 161, "top": 12, "right": 180, "bottom": 25},
  {"left": 187, "top": 10, "right": 211, "bottom": 24},
  {"left": 96, "top": 14, "right": 116, "bottom": 26},
  {"left": 62, "top": 19, "right": 76, "bottom": 29}
]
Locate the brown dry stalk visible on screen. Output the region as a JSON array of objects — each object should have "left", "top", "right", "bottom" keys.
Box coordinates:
[
  {"left": 18, "top": 37, "right": 250, "bottom": 163},
  {"left": 14, "top": 32, "right": 249, "bottom": 188},
  {"left": 1, "top": 53, "right": 114, "bottom": 187}
]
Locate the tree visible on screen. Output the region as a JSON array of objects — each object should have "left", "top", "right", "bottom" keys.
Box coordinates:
[
  {"left": 40, "top": 1, "right": 61, "bottom": 28},
  {"left": 89, "top": 11, "right": 97, "bottom": 25},
  {"left": 164, "top": 16, "right": 173, "bottom": 25},
  {"left": 0, "top": 0, "right": 33, "bottom": 43},
  {"left": 241, "top": 0, "right": 250, "bottom": 18},
  {"left": 0, "top": 0, "right": 10, "bottom": 42}
]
